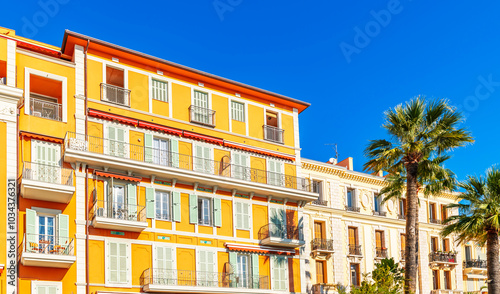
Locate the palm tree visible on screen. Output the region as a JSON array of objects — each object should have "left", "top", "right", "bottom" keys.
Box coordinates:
[
  {"left": 364, "top": 97, "right": 473, "bottom": 293},
  {"left": 442, "top": 168, "right": 500, "bottom": 294}
]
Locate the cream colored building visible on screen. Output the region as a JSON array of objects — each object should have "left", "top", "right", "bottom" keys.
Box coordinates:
[
  {"left": 461, "top": 242, "right": 488, "bottom": 293},
  {"left": 300, "top": 157, "right": 464, "bottom": 294}
]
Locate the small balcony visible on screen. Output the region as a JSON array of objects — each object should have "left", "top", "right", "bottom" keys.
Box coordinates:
[
  {"left": 430, "top": 291, "right": 462, "bottom": 294},
  {"left": 189, "top": 105, "right": 216, "bottom": 127},
  {"left": 348, "top": 245, "right": 362, "bottom": 256},
  {"left": 312, "top": 199, "right": 328, "bottom": 206},
  {"left": 100, "top": 83, "right": 131, "bottom": 107},
  {"left": 429, "top": 252, "right": 457, "bottom": 269},
  {"left": 311, "top": 238, "right": 334, "bottom": 258},
  {"left": 29, "top": 97, "right": 62, "bottom": 121},
  {"left": 373, "top": 211, "right": 386, "bottom": 217},
  {"left": 89, "top": 199, "right": 147, "bottom": 232},
  {"left": 375, "top": 247, "right": 388, "bottom": 259},
  {"left": 141, "top": 268, "right": 270, "bottom": 293},
  {"left": 20, "top": 233, "right": 76, "bottom": 268},
  {"left": 263, "top": 125, "right": 284, "bottom": 144},
  {"left": 429, "top": 218, "right": 442, "bottom": 225},
  {"left": 463, "top": 259, "right": 487, "bottom": 275},
  {"left": 312, "top": 283, "right": 335, "bottom": 294},
  {"left": 345, "top": 205, "right": 360, "bottom": 213},
  {"left": 20, "top": 162, "right": 75, "bottom": 203},
  {"left": 258, "top": 223, "right": 304, "bottom": 248}
]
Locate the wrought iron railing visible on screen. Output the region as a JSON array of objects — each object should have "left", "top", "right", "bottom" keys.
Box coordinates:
[
  {"left": 311, "top": 238, "right": 334, "bottom": 251},
  {"left": 312, "top": 199, "right": 328, "bottom": 206},
  {"left": 373, "top": 211, "right": 386, "bottom": 217},
  {"left": 189, "top": 105, "right": 216, "bottom": 127},
  {"left": 429, "top": 252, "right": 457, "bottom": 263},
  {"left": 64, "top": 132, "right": 311, "bottom": 192},
  {"left": 430, "top": 291, "right": 462, "bottom": 294},
  {"left": 90, "top": 199, "right": 146, "bottom": 223},
  {"left": 429, "top": 218, "right": 442, "bottom": 224},
  {"left": 30, "top": 97, "right": 62, "bottom": 121},
  {"left": 463, "top": 259, "right": 487, "bottom": 269},
  {"left": 263, "top": 125, "right": 284, "bottom": 144},
  {"left": 398, "top": 214, "right": 406, "bottom": 220},
  {"left": 348, "top": 245, "right": 362, "bottom": 256},
  {"left": 22, "top": 161, "right": 73, "bottom": 186},
  {"left": 375, "top": 247, "right": 388, "bottom": 258},
  {"left": 140, "top": 268, "right": 269, "bottom": 290},
  {"left": 346, "top": 205, "right": 360, "bottom": 212},
  {"left": 21, "top": 233, "right": 74, "bottom": 256},
  {"left": 100, "top": 83, "right": 131, "bottom": 107},
  {"left": 258, "top": 223, "right": 303, "bottom": 241}
]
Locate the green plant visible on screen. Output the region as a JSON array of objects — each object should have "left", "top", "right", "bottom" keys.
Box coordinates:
[{"left": 350, "top": 258, "right": 405, "bottom": 294}]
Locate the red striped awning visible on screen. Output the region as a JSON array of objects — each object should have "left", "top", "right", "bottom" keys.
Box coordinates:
[
  {"left": 138, "top": 121, "right": 183, "bottom": 136},
  {"left": 88, "top": 109, "right": 138, "bottom": 126},
  {"left": 95, "top": 171, "right": 141, "bottom": 182},
  {"left": 223, "top": 142, "right": 295, "bottom": 162},
  {"left": 225, "top": 243, "right": 296, "bottom": 256},
  {"left": 20, "top": 131, "right": 64, "bottom": 144},
  {"left": 183, "top": 131, "right": 224, "bottom": 145}
]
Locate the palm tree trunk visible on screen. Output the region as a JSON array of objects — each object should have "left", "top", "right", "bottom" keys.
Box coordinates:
[
  {"left": 487, "top": 229, "right": 500, "bottom": 294},
  {"left": 405, "top": 162, "right": 419, "bottom": 294}
]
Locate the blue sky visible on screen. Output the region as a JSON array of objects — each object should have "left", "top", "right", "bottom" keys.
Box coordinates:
[{"left": 2, "top": 0, "right": 499, "bottom": 181}]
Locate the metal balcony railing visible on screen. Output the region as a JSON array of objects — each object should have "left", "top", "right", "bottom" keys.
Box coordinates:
[
  {"left": 21, "top": 233, "right": 74, "bottom": 256},
  {"left": 263, "top": 125, "right": 284, "bottom": 144},
  {"left": 376, "top": 247, "right": 388, "bottom": 258},
  {"left": 430, "top": 291, "right": 462, "bottom": 294},
  {"left": 90, "top": 199, "right": 146, "bottom": 223},
  {"left": 189, "top": 105, "right": 216, "bottom": 127},
  {"left": 429, "top": 252, "right": 457, "bottom": 263},
  {"left": 100, "top": 83, "right": 131, "bottom": 107},
  {"left": 348, "top": 245, "right": 362, "bottom": 256},
  {"left": 258, "top": 223, "right": 303, "bottom": 241},
  {"left": 373, "top": 211, "right": 386, "bottom": 217},
  {"left": 398, "top": 214, "right": 406, "bottom": 220},
  {"left": 141, "top": 268, "right": 269, "bottom": 290},
  {"left": 346, "top": 205, "right": 360, "bottom": 212},
  {"left": 312, "top": 199, "right": 328, "bottom": 206},
  {"left": 64, "top": 132, "right": 311, "bottom": 192},
  {"left": 30, "top": 97, "right": 62, "bottom": 121},
  {"left": 22, "top": 161, "right": 73, "bottom": 186},
  {"left": 311, "top": 238, "right": 334, "bottom": 251},
  {"left": 430, "top": 218, "right": 442, "bottom": 224},
  {"left": 463, "top": 259, "right": 487, "bottom": 269}
]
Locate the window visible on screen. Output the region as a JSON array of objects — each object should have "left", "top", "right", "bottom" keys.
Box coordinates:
[
  {"left": 194, "top": 144, "right": 212, "bottom": 174},
  {"left": 31, "top": 140, "right": 61, "bottom": 184},
  {"left": 102, "top": 180, "right": 137, "bottom": 221},
  {"left": 429, "top": 203, "right": 437, "bottom": 221},
  {"left": 198, "top": 197, "right": 212, "bottom": 226},
  {"left": 444, "top": 271, "right": 451, "bottom": 290},
  {"left": 267, "top": 159, "right": 284, "bottom": 186},
  {"left": 189, "top": 195, "right": 222, "bottom": 227},
  {"left": 29, "top": 74, "right": 63, "bottom": 121},
  {"left": 231, "top": 101, "right": 245, "bottom": 122},
  {"left": 431, "top": 237, "right": 438, "bottom": 252},
  {"left": 153, "top": 137, "right": 170, "bottom": 166},
  {"left": 25, "top": 208, "right": 69, "bottom": 254},
  {"left": 316, "top": 260, "right": 327, "bottom": 284},
  {"left": 237, "top": 254, "right": 250, "bottom": 287},
  {"left": 264, "top": 110, "right": 283, "bottom": 143},
  {"left": 144, "top": 134, "right": 179, "bottom": 168},
  {"left": 441, "top": 204, "right": 448, "bottom": 221},
  {"left": 347, "top": 188, "right": 355, "bottom": 208},
  {"left": 155, "top": 191, "right": 171, "bottom": 220},
  {"left": 442, "top": 238, "right": 450, "bottom": 252},
  {"left": 232, "top": 152, "right": 250, "bottom": 180},
  {"left": 432, "top": 270, "right": 440, "bottom": 290},
  {"left": 375, "top": 231, "right": 384, "bottom": 248},
  {"left": 106, "top": 241, "right": 130, "bottom": 284},
  {"left": 32, "top": 281, "right": 62, "bottom": 294},
  {"left": 373, "top": 193, "right": 381, "bottom": 212},
  {"left": 400, "top": 234, "right": 406, "bottom": 260},
  {"left": 103, "top": 66, "right": 129, "bottom": 106},
  {"left": 269, "top": 206, "right": 286, "bottom": 238},
  {"left": 399, "top": 199, "right": 406, "bottom": 217},
  {"left": 104, "top": 125, "right": 128, "bottom": 158},
  {"left": 191, "top": 90, "right": 213, "bottom": 126},
  {"left": 235, "top": 201, "right": 251, "bottom": 230},
  {"left": 152, "top": 79, "right": 168, "bottom": 102},
  {"left": 348, "top": 227, "right": 360, "bottom": 255},
  {"left": 271, "top": 256, "right": 288, "bottom": 291},
  {"left": 313, "top": 180, "right": 323, "bottom": 200},
  {"left": 350, "top": 263, "right": 360, "bottom": 287},
  {"left": 155, "top": 245, "right": 176, "bottom": 285},
  {"left": 314, "top": 221, "right": 324, "bottom": 240},
  {"left": 465, "top": 245, "right": 471, "bottom": 261},
  {"left": 229, "top": 252, "right": 259, "bottom": 288}
]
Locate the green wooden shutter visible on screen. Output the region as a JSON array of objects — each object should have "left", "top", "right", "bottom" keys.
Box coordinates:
[
  {"left": 203, "top": 146, "right": 211, "bottom": 173},
  {"left": 144, "top": 133, "right": 153, "bottom": 163},
  {"left": 127, "top": 184, "right": 137, "bottom": 218},
  {"left": 235, "top": 202, "right": 242, "bottom": 229},
  {"left": 26, "top": 208, "right": 37, "bottom": 247},
  {"left": 146, "top": 187, "right": 155, "bottom": 219},
  {"left": 156, "top": 246, "right": 166, "bottom": 270},
  {"left": 252, "top": 254, "right": 260, "bottom": 288},
  {"left": 213, "top": 198, "right": 222, "bottom": 227},
  {"left": 172, "top": 192, "right": 181, "bottom": 222},
  {"left": 57, "top": 214, "right": 69, "bottom": 246},
  {"left": 119, "top": 243, "right": 128, "bottom": 283},
  {"left": 116, "top": 128, "right": 126, "bottom": 158},
  {"left": 170, "top": 139, "right": 179, "bottom": 168},
  {"left": 189, "top": 194, "right": 198, "bottom": 224},
  {"left": 106, "top": 126, "right": 115, "bottom": 155},
  {"left": 242, "top": 203, "right": 250, "bottom": 230},
  {"left": 229, "top": 252, "right": 237, "bottom": 287},
  {"left": 109, "top": 242, "right": 118, "bottom": 283},
  {"left": 194, "top": 145, "right": 203, "bottom": 172}
]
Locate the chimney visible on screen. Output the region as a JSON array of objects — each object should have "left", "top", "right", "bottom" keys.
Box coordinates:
[{"left": 336, "top": 157, "right": 354, "bottom": 171}]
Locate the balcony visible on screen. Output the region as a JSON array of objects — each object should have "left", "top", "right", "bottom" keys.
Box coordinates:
[
  {"left": 20, "top": 233, "right": 76, "bottom": 268},
  {"left": 429, "top": 218, "right": 442, "bottom": 225},
  {"left": 398, "top": 214, "right": 406, "bottom": 220},
  {"left": 429, "top": 252, "right": 457, "bottom": 269},
  {"left": 189, "top": 105, "right": 216, "bottom": 127},
  {"left": 20, "top": 162, "right": 75, "bottom": 203},
  {"left": 348, "top": 245, "right": 362, "bottom": 256},
  {"left": 312, "top": 199, "right": 328, "bottom": 206},
  {"left": 29, "top": 97, "right": 62, "bottom": 121},
  {"left": 101, "top": 83, "right": 131, "bottom": 107},
  {"left": 373, "top": 211, "right": 386, "bottom": 217},
  {"left": 141, "top": 268, "right": 270, "bottom": 293},
  {"left": 89, "top": 199, "right": 147, "bottom": 232},
  {"left": 263, "top": 125, "right": 284, "bottom": 144},
  {"left": 345, "top": 205, "right": 360, "bottom": 213},
  {"left": 430, "top": 291, "right": 462, "bottom": 294},
  {"left": 463, "top": 259, "right": 487, "bottom": 275},
  {"left": 311, "top": 238, "right": 334, "bottom": 258},
  {"left": 312, "top": 284, "right": 335, "bottom": 294},
  {"left": 258, "top": 223, "right": 304, "bottom": 248},
  {"left": 375, "top": 247, "right": 388, "bottom": 259},
  {"left": 64, "top": 132, "right": 317, "bottom": 202}
]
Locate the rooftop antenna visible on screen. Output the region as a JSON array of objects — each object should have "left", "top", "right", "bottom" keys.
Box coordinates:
[{"left": 324, "top": 143, "right": 339, "bottom": 162}]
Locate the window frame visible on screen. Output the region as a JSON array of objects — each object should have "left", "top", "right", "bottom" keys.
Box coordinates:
[
  {"left": 198, "top": 196, "right": 213, "bottom": 226},
  {"left": 151, "top": 78, "right": 169, "bottom": 102},
  {"left": 231, "top": 100, "right": 245, "bottom": 122},
  {"left": 155, "top": 190, "right": 172, "bottom": 221},
  {"left": 234, "top": 200, "right": 251, "bottom": 230}
]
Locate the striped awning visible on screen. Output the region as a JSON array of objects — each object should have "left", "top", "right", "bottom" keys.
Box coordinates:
[
  {"left": 95, "top": 171, "right": 141, "bottom": 182},
  {"left": 225, "top": 243, "right": 296, "bottom": 256}
]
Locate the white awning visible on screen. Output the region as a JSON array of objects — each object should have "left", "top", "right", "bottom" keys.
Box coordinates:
[{"left": 467, "top": 273, "right": 487, "bottom": 279}]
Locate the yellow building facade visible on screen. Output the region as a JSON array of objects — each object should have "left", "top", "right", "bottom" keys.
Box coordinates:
[{"left": 1, "top": 27, "right": 318, "bottom": 294}]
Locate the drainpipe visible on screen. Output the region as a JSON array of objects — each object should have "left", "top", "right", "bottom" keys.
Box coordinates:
[
  {"left": 84, "top": 39, "right": 90, "bottom": 294},
  {"left": 16, "top": 94, "right": 22, "bottom": 294}
]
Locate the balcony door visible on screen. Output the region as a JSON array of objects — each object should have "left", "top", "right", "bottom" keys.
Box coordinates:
[
  {"left": 316, "top": 260, "right": 327, "bottom": 284},
  {"left": 26, "top": 208, "right": 69, "bottom": 254},
  {"left": 193, "top": 144, "right": 212, "bottom": 174},
  {"left": 267, "top": 160, "right": 284, "bottom": 187},
  {"left": 153, "top": 137, "right": 170, "bottom": 166},
  {"left": 350, "top": 263, "right": 360, "bottom": 286},
  {"left": 105, "top": 125, "right": 128, "bottom": 158},
  {"left": 237, "top": 254, "right": 250, "bottom": 288},
  {"left": 104, "top": 66, "right": 126, "bottom": 105},
  {"left": 314, "top": 222, "right": 324, "bottom": 240},
  {"left": 232, "top": 152, "right": 250, "bottom": 180},
  {"left": 465, "top": 246, "right": 471, "bottom": 261},
  {"left": 375, "top": 231, "right": 385, "bottom": 251},
  {"left": 156, "top": 246, "right": 175, "bottom": 285},
  {"left": 31, "top": 140, "right": 61, "bottom": 184}
]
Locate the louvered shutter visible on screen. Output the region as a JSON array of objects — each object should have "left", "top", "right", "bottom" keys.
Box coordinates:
[
  {"left": 127, "top": 184, "right": 137, "bottom": 219},
  {"left": 170, "top": 139, "right": 179, "bottom": 168},
  {"left": 119, "top": 243, "right": 127, "bottom": 283},
  {"left": 57, "top": 214, "right": 69, "bottom": 247},
  {"left": 189, "top": 194, "right": 198, "bottom": 224},
  {"left": 235, "top": 202, "right": 243, "bottom": 229},
  {"left": 172, "top": 192, "right": 181, "bottom": 222},
  {"left": 229, "top": 252, "right": 237, "bottom": 287},
  {"left": 48, "top": 286, "right": 57, "bottom": 294},
  {"left": 146, "top": 187, "right": 155, "bottom": 219},
  {"left": 213, "top": 198, "right": 222, "bottom": 227},
  {"left": 272, "top": 256, "right": 280, "bottom": 290},
  {"left": 109, "top": 242, "right": 118, "bottom": 283},
  {"left": 252, "top": 254, "right": 260, "bottom": 288},
  {"left": 26, "top": 208, "right": 37, "bottom": 248},
  {"left": 105, "top": 126, "right": 115, "bottom": 155},
  {"left": 144, "top": 133, "right": 153, "bottom": 163},
  {"left": 242, "top": 203, "right": 250, "bottom": 230},
  {"left": 116, "top": 128, "right": 126, "bottom": 158}
]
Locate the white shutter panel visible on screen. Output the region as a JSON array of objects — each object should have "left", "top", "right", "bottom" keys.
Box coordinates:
[
  {"left": 57, "top": 214, "right": 69, "bottom": 247},
  {"left": 119, "top": 243, "right": 127, "bottom": 283},
  {"left": 204, "top": 146, "right": 211, "bottom": 173},
  {"left": 127, "top": 184, "right": 137, "bottom": 219},
  {"left": 235, "top": 202, "right": 243, "bottom": 229},
  {"left": 48, "top": 286, "right": 57, "bottom": 294},
  {"left": 38, "top": 286, "right": 46, "bottom": 294},
  {"left": 156, "top": 246, "right": 166, "bottom": 270},
  {"left": 242, "top": 203, "right": 250, "bottom": 230},
  {"left": 109, "top": 242, "right": 118, "bottom": 283}
]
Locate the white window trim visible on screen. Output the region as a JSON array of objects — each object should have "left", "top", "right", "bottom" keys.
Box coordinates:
[
  {"left": 149, "top": 75, "right": 172, "bottom": 112},
  {"left": 155, "top": 190, "right": 172, "bottom": 221},
  {"left": 234, "top": 200, "right": 252, "bottom": 231},
  {"left": 198, "top": 196, "right": 213, "bottom": 227},
  {"left": 231, "top": 100, "right": 245, "bottom": 122},
  {"left": 105, "top": 240, "right": 132, "bottom": 287},
  {"left": 31, "top": 280, "right": 62, "bottom": 294},
  {"left": 102, "top": 63, "right": 129, "bottom": 90},
  {"left": 24, "top": 67, "right": 68, "bottom": 122}
]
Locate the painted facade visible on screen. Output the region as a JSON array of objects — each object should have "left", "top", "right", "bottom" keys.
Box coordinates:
[{"left": 0, "top": 26, "right": 317, "bottom": 294}]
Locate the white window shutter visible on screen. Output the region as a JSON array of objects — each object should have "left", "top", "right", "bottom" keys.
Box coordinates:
[
  {"left": 109, "top": 242, "right": 117, "bottom": 283},
  {"left": 235, "top": 202, "right": 242, "bottom": 229},
  {"left": 172, "top": 191, "right": 181, "bottom": 222},
  {"left": 119, "top": 243, "right": 127, "bottom": 283},
  {"left": 57, "top": 214, "right": 69, "bottom": 246},
  {"left": 170, "top": 139, "right": 179, "bottom": 168},
  {"left": 146, "top": 187, "right": 155, "bottom": 219},
  {"left": 127, "top": 184, "right": 137, "bottom": 218},
  {"left": 213, "top": 198, "right": 222, "bottom": 227},
  {"left": 242, "top": 203, "right": 250, "bottom": 229}
]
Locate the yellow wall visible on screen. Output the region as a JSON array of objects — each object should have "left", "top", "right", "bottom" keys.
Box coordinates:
[
  {"left": 172, "top": 83, "right": 191, "bottom": 122},
  {"left": 87, "top": 58, "right": 102, "bottom": 100},
  {"left": 213, "top": 94, "right": 229, "bottom": 132},
  {"left": 129, "top": 71, "right": 149, "bottom": 112},
  {"left": 132, "top": 244, "right": 152, "bottom": 285},
  {"left": 281, "top": 113, "right": 294, "bottom": 147},
  {"left": 177, "top": 248, "right": 195, "bottom": 271},
  {"left": 231, "top": 119, "right": 246, "bottom": 136},
  {"left": 217, "top": 199, "right": 233, "bottom": 237},
  {"left": 253, "top": 204, "right": 268, "bottom": 239},
  {"left": 248, "top": 104, "right": 264, "bottom": 140},
  {"left": 177, "top": 193, "right": 195, "bottom": 233},
  {"left": 152, "top": 99, "right": 169, "bottom": 117}
]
